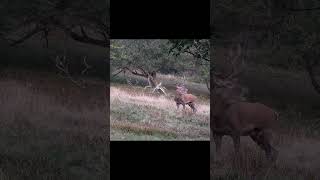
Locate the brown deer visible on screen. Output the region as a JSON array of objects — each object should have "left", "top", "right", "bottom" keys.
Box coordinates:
[
  {"left": 212, "top": 45, "right": 278, "bottom": 161},
  {"left": 174, "top": 84, "right": 197, "bottom": 113}
]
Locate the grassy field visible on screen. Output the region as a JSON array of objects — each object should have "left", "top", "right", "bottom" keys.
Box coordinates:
[
  {"left": 110, "top": 74, "right": 210, "bottom": 140},
  {"left": 0, "top": 69, "right": 109, "bottom": 179},
  {"left": 210, "top": 65, "right": 320, "bottom": 179},
  {"left": 211, "top": 130, "right": 320, "bottom": 179}
]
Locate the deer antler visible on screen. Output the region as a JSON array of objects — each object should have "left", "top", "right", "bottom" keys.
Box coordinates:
[
  {"left": 81, "top": 56, "right": 92, "bottom": 75},
  {"left": 225, "top": 44, "right": 246, "bottom": 80},
  {"left": 54, "top": 55, "right": 88, "bottom": 88},
  {"left": 212, "top": 44, "right": 245, "bottom": 89},
  {"left": 152, "top": 81, "right": 167, "bottom": 95}
]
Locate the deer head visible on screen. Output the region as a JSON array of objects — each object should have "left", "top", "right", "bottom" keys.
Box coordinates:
[
  {"left": 212, "top": 44, "right": 247, "bottom": 102},
  {"left": 176, "top": 84, "right": 188, "bottom": 95}
]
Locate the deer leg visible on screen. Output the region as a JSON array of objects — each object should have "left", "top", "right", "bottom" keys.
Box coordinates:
[
  {"left": 231, "top": 135, "right": 240, "bottom": 155},
  {"left": 250, "top": 130, "right": 278, "bottom": 161},
  {"left": 213, "top": 134, "right": 222, "bottom": 155},
  {"left": 193, "top": 104, "right": 197, "bottom": 113},
  {"left": 188, "top": 103, "right": 197, "bottom": 113},
  {"left": 260, "top": 131, "right": 278, "bottom": 161},
  {"left": 176, "top": 103, "right": 180, "bottom": 109}
]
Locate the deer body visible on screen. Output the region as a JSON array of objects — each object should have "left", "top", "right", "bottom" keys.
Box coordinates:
[
  {"left": 212, "top": 44, "right": 278, "bottom": 161},
  {"left": 213, "top": 102, "right": 278, "bottom": 135},
  {"left": 212, "top": 101, "right": 279, "bottom": 161},
  {"left": 175, "top": 85, "right": 197, "bottom": 113}
]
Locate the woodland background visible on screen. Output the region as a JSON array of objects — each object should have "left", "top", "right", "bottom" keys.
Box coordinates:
[
  {"left": 0, "top": 1, "right": 109, "bottom": 179},
  {"left": 211, "top": 0, "right": 320, "bottom": 179},
  {"left": 110, "top": 39, "right": 210, "bottom": 140}
]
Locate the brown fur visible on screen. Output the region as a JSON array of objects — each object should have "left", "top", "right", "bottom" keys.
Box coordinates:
[
  {"left": 212, "top": 89, "right": 279, "bottom": 161},
  {"left": 174, "top": 85, "right": 197, "bottom": 113}
]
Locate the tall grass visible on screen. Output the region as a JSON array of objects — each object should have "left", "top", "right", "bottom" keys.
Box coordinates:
[
  {"left": 110, "top": 85, "right": 210, "bottom": 141},
  {"left": 0, "top": 72, "right": 109, "bottom": 179},
  {"left": 211, "top": 131, "right": 320, "bottom": 179}
]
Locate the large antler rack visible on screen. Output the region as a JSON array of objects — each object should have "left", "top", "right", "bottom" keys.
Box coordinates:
[
  {"left": 213, "top": 44, "right": 246, "bottom": 88},
  {"left": 54, "top": 55, "right": 91, "bottom": 88}
]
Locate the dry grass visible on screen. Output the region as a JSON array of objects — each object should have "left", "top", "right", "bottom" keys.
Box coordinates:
[
  {"left": 211, "top": 131, "right": 320, "bottom": 179},
  {"left": 210, "top": 105, "right": 320, "bottom": 180},
  {"left": 110, "top": 84, "right": 210, "bottom": 140},
  {"left": 111, "top": 72, "right": 210, "bottom": 97},
  {"left": 0, "top": 71, "right": 109, "bottom": 179}
]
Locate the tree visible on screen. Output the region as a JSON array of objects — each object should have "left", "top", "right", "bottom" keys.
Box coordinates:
[
  {"left": 212, "top": 0, "right": 320, "bottom": 95},
  {"left": 0, "top": 0, "right": 110, "bottom": 88},
  {"left": 167, "top": 39, "right": 210, "bottom": 89},
  {"left": 111, "top": 40, "right": 173, "bottom": 95},
  {"left": 0, "top": 0, "right": 109, "bottom": 48},
  {"left": 111, "top": 40, "right": 170, "bottom": 77},
  {"left": 111, "top": 39, "right": 210, "bottom": 93}
]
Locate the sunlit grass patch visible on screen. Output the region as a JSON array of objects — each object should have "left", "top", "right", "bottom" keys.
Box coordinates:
[{"left": 110, "top": 85, "right": 210, "bottom": 140}]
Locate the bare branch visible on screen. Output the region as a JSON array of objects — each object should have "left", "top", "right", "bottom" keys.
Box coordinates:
[
  {"left": 67, "top": 29, "right": 108, "bottom": 47},
  {"left": 9, "top": 25, "right": 43, "bottom": 46},
  {"left": 112, "top": 68, "right": 125, "bottom": 77},
  {"left": 114, "top": 67, "right": 148, "bottom": 78},
  {"left": 51, "top": 20, "right": 108, "bottom": 48},
  {"left": 184, "top": 50, "right": 210, "bottom": 61},
  {"left": 136, "top": 66, "right": 149, "bottom": 77}
]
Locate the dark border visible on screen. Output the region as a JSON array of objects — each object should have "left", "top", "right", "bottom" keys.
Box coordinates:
[{"left": 111, "top": 0, "right": 210, "bottom": 39}]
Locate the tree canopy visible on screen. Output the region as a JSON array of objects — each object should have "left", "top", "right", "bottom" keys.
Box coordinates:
[
  {"left": 212, "top": 0, "right": 320, "bottom": 94},
  {"left": 0, "top": 0, "right": 109, "bottom": 48},
  {"left": 111, "top": 39, "right": 209, "bottom": 84}
]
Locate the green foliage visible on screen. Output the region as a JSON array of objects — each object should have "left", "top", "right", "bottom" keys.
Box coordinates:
[
  {"left": 214, "top": 0, "right": 320, "bottom": 93},
  {"left": 111, "top": 39, "right": 210, "bottom": 83},
  {"left": 167, "top": 39, "right": 210, "bottom": 82},
  {"left": 168, "top": 39, "right": 210, "bottom": 61},
  {"left": 111, "top": 39, "right": 170, "bottom": 73}
]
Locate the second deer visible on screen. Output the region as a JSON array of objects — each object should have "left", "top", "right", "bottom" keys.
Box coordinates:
[{"left": 174, "top": 84, "right": 197, "bottom": 113}]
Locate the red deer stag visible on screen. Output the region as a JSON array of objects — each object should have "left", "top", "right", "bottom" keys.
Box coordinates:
[
  {"left": 174, "top": 84, "right": 197, "bottom": 113},
  {"left": 212, "top": 45, "right": 278, "bottom": 161}
]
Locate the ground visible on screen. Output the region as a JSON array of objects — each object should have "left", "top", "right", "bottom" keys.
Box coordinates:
[
  {"left": 110, "top": 74, "right": 210, "bottom": 140},
  {"left": 211, "top": 132, "right": 320, "bottom": 179},
  {"left": 0, "top": 69, "right": 109, "bottom": 179}
]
